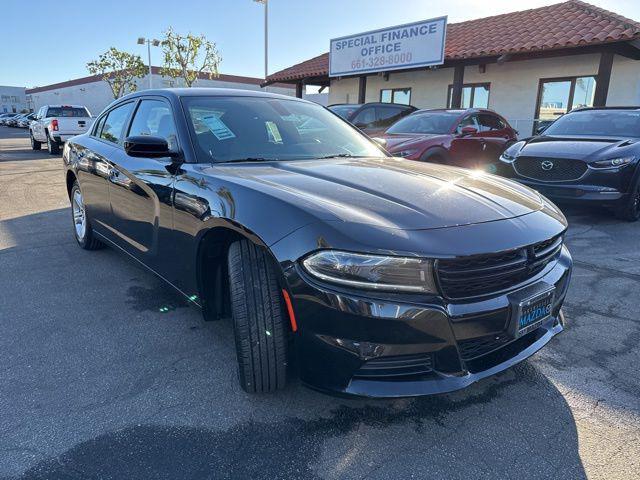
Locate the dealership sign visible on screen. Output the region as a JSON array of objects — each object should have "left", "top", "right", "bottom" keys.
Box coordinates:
[{"left": 329, "top": 17, "right": 447, "bottom": 77}]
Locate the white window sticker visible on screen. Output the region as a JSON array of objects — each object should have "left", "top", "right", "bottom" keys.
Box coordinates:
[
  {"left": 202, "top": 115, "right": 236, "bottom": 140},
  {"left": 265, "top": 121, "right": 283, "bottom": 143}
]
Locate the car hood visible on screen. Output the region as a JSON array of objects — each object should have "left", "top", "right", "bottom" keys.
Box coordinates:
[
  {"left": 514, "top": 135, "right": 639, "bottom": 160},
  {"left": 379, "top": 133, "right": 448, "bottom": 152},
  {"left": 209, "top": 157, "right": 545, "bottom": 230}
]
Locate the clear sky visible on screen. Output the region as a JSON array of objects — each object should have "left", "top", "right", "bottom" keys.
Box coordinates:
[{"left": 1, "top": 0, "right": 639, "bottom": 88}]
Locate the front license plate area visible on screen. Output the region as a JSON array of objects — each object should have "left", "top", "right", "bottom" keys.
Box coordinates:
[{"left": 513, "top": 289, "right": 554, "bottom": 338}]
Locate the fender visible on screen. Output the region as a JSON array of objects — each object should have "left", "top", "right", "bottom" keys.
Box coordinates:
[{"left": 420, "top": 146, "right": 451, "bottom": 164}]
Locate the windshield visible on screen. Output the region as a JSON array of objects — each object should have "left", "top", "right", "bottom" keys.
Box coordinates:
[
  {"left": 328, "top": 104, "right": 360, "bottom": 119},
  {"left": 543, "top": 110, "right": 640, "bottom": 138},
  {"left": 386, "top": 111, "right": 459, "bottom": 135},
  {"left": 182, "top": 96, "right": 385, "bottom": 162}
]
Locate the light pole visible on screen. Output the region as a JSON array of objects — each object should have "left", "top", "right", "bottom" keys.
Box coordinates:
[
  {"left": 253, "top": 0, "right": 268, "bottom": 88},
  {"left": 137, "top": 37, "right": 160, "bottom": 89}
]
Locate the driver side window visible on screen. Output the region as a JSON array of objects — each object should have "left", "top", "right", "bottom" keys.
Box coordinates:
[
  {"left": 128, "top": 99, "right": 178, "bottom": 151},
  {"left": 456, "top": 115, "right": 479, "bottom": 134}
]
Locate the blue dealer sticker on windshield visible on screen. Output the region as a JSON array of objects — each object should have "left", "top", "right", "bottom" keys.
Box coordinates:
[{"left": 202, "top": 115, "right": 236, "bottom": 140}]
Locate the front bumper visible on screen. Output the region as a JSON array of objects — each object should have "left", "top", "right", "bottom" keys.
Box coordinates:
[
  {"left": 498, "top": 159, "right": 637, "bottom": 206},
  {"left": 286, "top": 246, "right": 572, "bottom": 398}
]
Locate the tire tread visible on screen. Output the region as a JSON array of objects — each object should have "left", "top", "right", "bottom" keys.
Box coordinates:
[{"left": 228, "top": 240, "right": 287, "bottom": 393}]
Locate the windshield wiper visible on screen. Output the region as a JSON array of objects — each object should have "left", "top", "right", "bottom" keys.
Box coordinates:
[{"left": 316, "top": 154, "right": 368, "bottom": 159}]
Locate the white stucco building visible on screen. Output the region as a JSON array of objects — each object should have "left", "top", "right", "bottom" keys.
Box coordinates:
[
  {"left": 26, "top": 67, "right": 303, "bottom": 116},
  {"left": 0, "top": 86, "right": 28, "bottom": 113},
  {"left": 264, "top": 1, "right": 640, "bottom": 135}
]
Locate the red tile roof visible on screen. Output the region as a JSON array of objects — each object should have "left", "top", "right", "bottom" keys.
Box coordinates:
[{"left": 266, "top": 0, "right": 640, "bottom": 83}]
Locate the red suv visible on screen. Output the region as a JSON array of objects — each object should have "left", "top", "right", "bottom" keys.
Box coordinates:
[{"left": 377, "top": 108, "right": 518, "bottom": 169}]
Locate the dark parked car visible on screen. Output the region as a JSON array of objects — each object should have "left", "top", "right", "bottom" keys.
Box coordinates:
[
  {"left": 328, "top": 102, "right": 417, "bottom": 136},
  {"left": 499, "top": 107, "right": 640, "bottom": 221},
  {"left": 377, "top": 108, "right": 518, "bottom": 169},
  {"left": 63, "top": 88, "right": 571, "bottom": 397}
]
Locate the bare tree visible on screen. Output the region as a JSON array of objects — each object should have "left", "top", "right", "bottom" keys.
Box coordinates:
[
  {"left": 160, "top": 27, "right": 221, "bottom": 87},
  {"left": 87, "top": 48, "right": 147, "bottom": 99}
]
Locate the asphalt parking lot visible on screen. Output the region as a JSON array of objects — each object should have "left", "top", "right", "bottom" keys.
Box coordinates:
[{"left": 0, "top": 127, "right": 639, "bottom": 480}]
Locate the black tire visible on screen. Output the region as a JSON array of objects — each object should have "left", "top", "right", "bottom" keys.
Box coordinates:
[
  {"left": 616, "top": 178, "right": 640, "bottom": 222},
  {"left": 228, "top": 240, "right": 287, "bottom": 393},
  {"left": 30, "top": 132, "right": 41, "bottom": 150},
  {"left": 420, "top": 151, "right": 446, "bottom": 164},
  {"left": 70, "top": 181, "right": 103, "bottom": 250},
  {"left": 47, "top": 132, "right": 60, "bottom": 155}
]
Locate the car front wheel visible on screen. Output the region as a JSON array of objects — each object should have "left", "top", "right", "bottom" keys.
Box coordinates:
[
  {"left": 70, "top": 181, "right": 103, "bottom": 250},
  {"left": 30, "top": 132, "right": 41, "bottom": 150},
  {"left": 227, "top": 239, "right": 288, "bottom": 393},
  {"left": 617, "top": 178, "right": 640, "bottom": 222}
]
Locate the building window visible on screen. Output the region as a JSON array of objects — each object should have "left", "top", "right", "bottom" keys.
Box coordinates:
[
  {"left": 447, "top": 83, "right": 490, "bottom": 109},
  {"left": 380, "top": 88, "right": 411, "bottom": 105},
  {"left": 534, "top": 76, "right": 596, "bottom": 132}
]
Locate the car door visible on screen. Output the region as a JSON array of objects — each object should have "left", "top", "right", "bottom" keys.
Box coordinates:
[
  {"left": 477, "top": 113, "right": 513, "bottom": 161},
  {"left": 448, "top": 114, "right": 485, "bottom": 167},
  {"left": 73, "top": 110, "right": 119, "bottom": 237},
  {"left": 107, "top": 97, "right": 178, "bottom": 269}
]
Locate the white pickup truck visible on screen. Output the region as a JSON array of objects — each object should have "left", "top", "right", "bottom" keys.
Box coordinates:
[{"left": 30, "top": 105, "right": 94, "bottom": 154}]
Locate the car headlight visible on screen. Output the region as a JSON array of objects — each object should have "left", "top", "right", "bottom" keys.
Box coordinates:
[
  {"left": 395, "top": 148, "right": 420, "bottom": 158},
  {"left": 301, "top": 250, "right": 437, "bottom": 293},
  {"left": 499, "top": 142, "right": 523, "bottom": 163},
  {"left": 590, "top": 157, "right": 635, "bottom": 169}
]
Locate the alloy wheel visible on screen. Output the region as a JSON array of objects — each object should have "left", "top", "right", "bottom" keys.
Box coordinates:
[{"left": 72, "top": 189, "right": 87, "bottom": 240}]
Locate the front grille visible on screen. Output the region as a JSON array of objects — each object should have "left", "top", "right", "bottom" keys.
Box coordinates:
[
  {"left": 436, "top": 236, "right": 563, "bottom": 299},
  {"left": 514, "top": 156, "right": 587, "bottom": 182},
  {"left": 353, "top": 354, "right": 432, "bottom": 379},
  {"left": 458, "top": 333, "right": 511, "bottom": 360}
]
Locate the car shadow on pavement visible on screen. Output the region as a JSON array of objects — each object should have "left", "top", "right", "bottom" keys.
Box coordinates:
[{"left": 0, "top": 209, "right": 587, "bottom": 480}]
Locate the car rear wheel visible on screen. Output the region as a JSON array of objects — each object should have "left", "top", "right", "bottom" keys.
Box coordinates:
[
  {"left": 70, "top": 181, "right": 103, "bottom": 250},
  {"left": 30, "top": 132, "right": 41, "bottom": 150},
  {"left": 617, "top": 178, "right": 640, "bottom": 222},
  {"left": 47, "top": 133, "right": 60, "bottom": 155},
  {"left": 227, "top": 239, "right": 288, "bottom": 393}
]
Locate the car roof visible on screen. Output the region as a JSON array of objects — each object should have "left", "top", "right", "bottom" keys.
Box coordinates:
[
  {"left": 570, "top": 106, "right": 640, "bottom": 112},
  {"left": 118, "top": 87, "right": 309, "bottom": 104},
  {"left": 413, "top": 108, "right": 498, "bottom": 115}
]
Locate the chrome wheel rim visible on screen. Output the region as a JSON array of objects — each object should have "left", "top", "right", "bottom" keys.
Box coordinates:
[{"left": 72, "top": 189, "right": 86, "bottom": 240}]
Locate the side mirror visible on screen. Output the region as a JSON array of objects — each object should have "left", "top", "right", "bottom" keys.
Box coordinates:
[
  {"left": 460, "top": 126, "right": 478, "bottom": 136},
  {"left": 124, "top": 135, "right": 179, "bottom": 159}
]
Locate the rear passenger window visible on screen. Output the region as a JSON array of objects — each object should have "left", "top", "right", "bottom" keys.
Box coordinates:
[
  {"left": 351, "top": 107, "right": 376, "bottom": 128},
  {"left": 92, "top": 115, "right": 106, "bottom": 137},
  {"left": 128, "top": 100, "right": 178, "bottom": 150},
  {"left": 478, "top": 114, "right": 505, "bottom": 132},
  {"left": 374, "top": 107, "right": 407, "bottom": 128},
  {"left": 100, "top": 102, "right": 134, "bottom": 144}
]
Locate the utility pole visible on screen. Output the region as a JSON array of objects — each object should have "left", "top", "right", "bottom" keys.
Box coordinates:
[
  {"left": 137, "top": 37, "right": 160, "bottom": 89},
  {"left": 254, "top": 0, "right": 269, "bottom": 89}
]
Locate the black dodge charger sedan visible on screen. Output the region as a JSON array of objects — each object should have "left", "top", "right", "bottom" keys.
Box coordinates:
[
  {"left": 499, "top": 107, "right": 640, "bottom": 221},
  {"left": 63, "top": 88, "right": 572, "bottom": 397}
]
